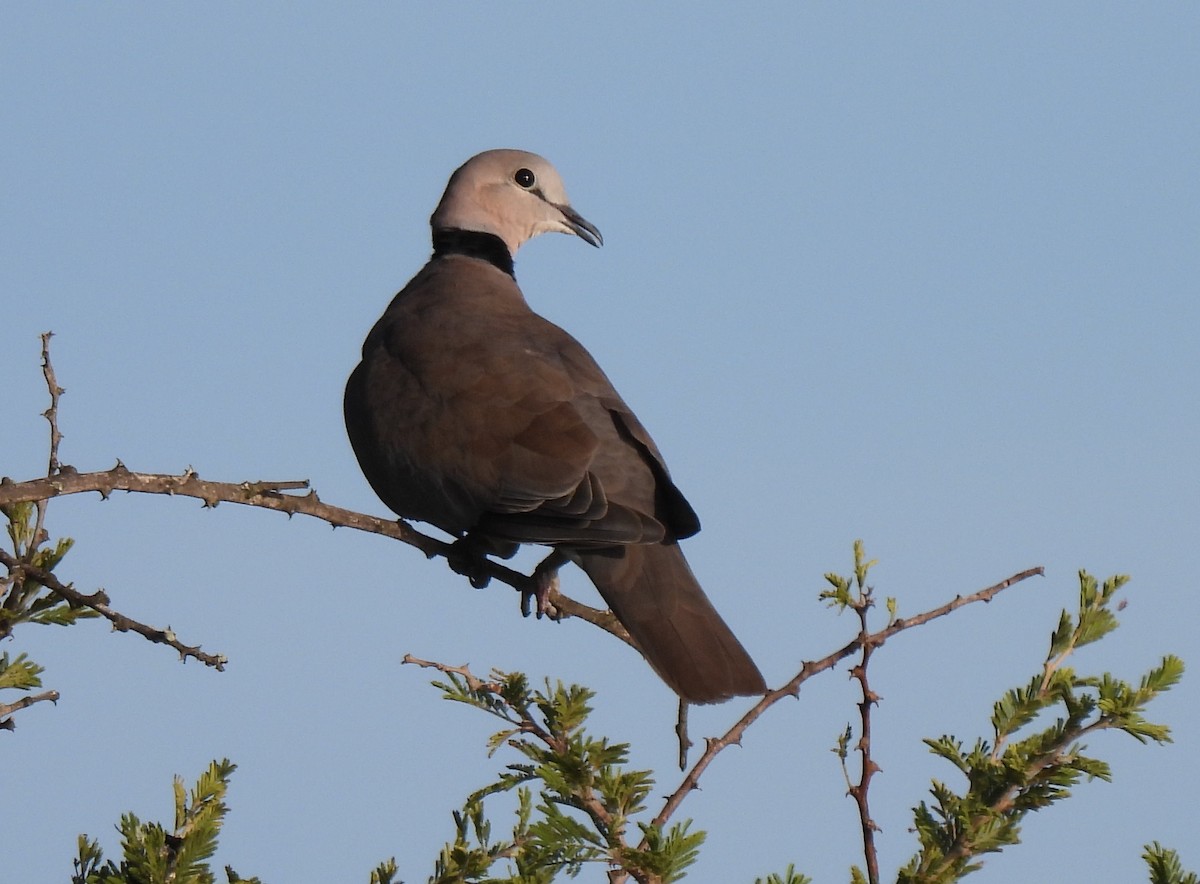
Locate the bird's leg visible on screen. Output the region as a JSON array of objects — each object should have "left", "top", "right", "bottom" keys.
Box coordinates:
[{"left": 524, "top": 549, "right": 571, "bottom": 619}]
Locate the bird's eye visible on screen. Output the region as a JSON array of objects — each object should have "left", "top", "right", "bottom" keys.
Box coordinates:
[{"left": 514, "top": 168, "right": 536, "bottom": 189}]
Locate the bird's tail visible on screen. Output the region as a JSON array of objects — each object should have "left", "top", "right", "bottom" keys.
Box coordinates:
[{"left": 576, "top": 543, "right": 766, "bottom": 704}]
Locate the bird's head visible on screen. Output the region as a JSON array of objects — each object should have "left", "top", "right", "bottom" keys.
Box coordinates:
[{"left": 430, "top": 149, "right": 603, "bottom": 256}]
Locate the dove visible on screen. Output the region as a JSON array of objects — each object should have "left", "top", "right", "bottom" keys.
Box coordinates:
[{"left": 345, "top": 149, "right": 765, "bottom": 702}]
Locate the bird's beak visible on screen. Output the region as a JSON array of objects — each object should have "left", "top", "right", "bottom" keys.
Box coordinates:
[{"left": 557, "top": 204, "right": 603, "bottom": 248}]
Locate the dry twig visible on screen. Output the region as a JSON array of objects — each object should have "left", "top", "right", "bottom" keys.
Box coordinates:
[{"left": 0, "top": 689, "right": 61, "bottom": 730}]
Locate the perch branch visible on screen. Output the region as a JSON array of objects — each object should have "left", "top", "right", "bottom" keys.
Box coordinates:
[{"left": 0, "top": 466, "right": 626, "bottom": 643}]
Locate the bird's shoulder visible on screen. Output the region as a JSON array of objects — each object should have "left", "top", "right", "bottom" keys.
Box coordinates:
[{"left": 365, "top": 255, "right": 616, "bottom": 394}]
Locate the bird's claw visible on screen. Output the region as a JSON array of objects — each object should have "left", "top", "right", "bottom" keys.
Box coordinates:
[
  {"left": 522, "top": 568, "right": 560, "bottom": 619},
  {"left": 523, "top": 550, "right": 569, "bottom": 619},
  {"left": 447, "top": 537, "right": 493, "bottom": 588}
]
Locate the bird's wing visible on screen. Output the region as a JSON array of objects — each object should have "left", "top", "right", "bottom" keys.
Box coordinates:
[{"left": 347, "top": 257, "right": 686, "bottom": 546}]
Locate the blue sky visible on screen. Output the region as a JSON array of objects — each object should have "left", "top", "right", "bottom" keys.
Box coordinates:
[{"left": 3, "top": 4, "right": 1198, "bottom": 882}]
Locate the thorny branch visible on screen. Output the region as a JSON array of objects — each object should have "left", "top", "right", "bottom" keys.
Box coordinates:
[
  {"left": 32, "top": 332, "right": 63, "bottom": 555},
  {"left": 647, "top": 565, "right": 1044, "bottom": 836},
  {"left": 847, "top": 591, "right": 882, "bottom": 884},
  {"left": 0, "top": 548, "right": 227, "bottom": 669},
  {"left": 401, "top": 654, "right": 501, "bottom": 695}
]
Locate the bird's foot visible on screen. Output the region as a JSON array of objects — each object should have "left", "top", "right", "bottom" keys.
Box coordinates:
[
  {"left": 523, "top": 549, "right": 570, "bottom": 619},
  {"left": 446, "top": 535, "right": 494, "bottom": 589}
]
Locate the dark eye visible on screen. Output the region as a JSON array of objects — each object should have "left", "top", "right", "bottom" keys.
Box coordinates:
[{"left": 514, "top": 168, "right": 536, "bottom": 189}]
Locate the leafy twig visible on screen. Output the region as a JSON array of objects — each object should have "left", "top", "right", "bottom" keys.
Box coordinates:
[
  {"left": 73, "top": 758, "right": 262, "bottom": 884},
  {"left": 403, "top": 659, "right": 703, "bottom": 884},
  {"left": 898, "top": 571, "right": 1183, "bottom": 882}
]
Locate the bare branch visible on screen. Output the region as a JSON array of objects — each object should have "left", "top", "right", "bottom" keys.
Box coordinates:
[
  {"left": 31, "top": 331, "right": 64, "bottom": 553},
  {"left": 0, "top": 689, "right": 61, "bottom": 730},
  {"left": 0, "top": 549, "right": 227, "bottom": 669},
  {"left": 401, "top": 654, "right": 501, "bottom": 694},
  {"left": 40, "top": 332, "right": 64, "bottom": 475}
]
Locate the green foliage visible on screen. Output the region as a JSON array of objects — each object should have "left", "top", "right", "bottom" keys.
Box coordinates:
[
  {"left": 820, "top": 538, "right": 878, "bottom": 611},
  {"left": 1145, "top": 843, "right": 1198, "bottom": 884},
  {"left": 753, "top": 864, "right": 812, "bottom": 884},
  {"left": 369, "top": 857, "right": 401, "bottom": 884},
  {"left": 426, "top": 670, "right": 704, "bottom": 883},
  {"left": 2, "top": 501, "right": 96, "bottom": 728},
  {"left": 2, "top": 500, "right": 94, "bottom": 636},
  {"left": 72, "top": 759, "right": 260, "bottom": 884},
  {"left": 0, "top": 651, "right": 44, "bottom": 691},
  {"left": 897, "top": 571, "right": 1182, "bottom": 883}
]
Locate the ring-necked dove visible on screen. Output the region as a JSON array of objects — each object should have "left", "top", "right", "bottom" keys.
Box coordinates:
[{"left": 344, "top": 149, "right": 766, "bottom": 703}]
